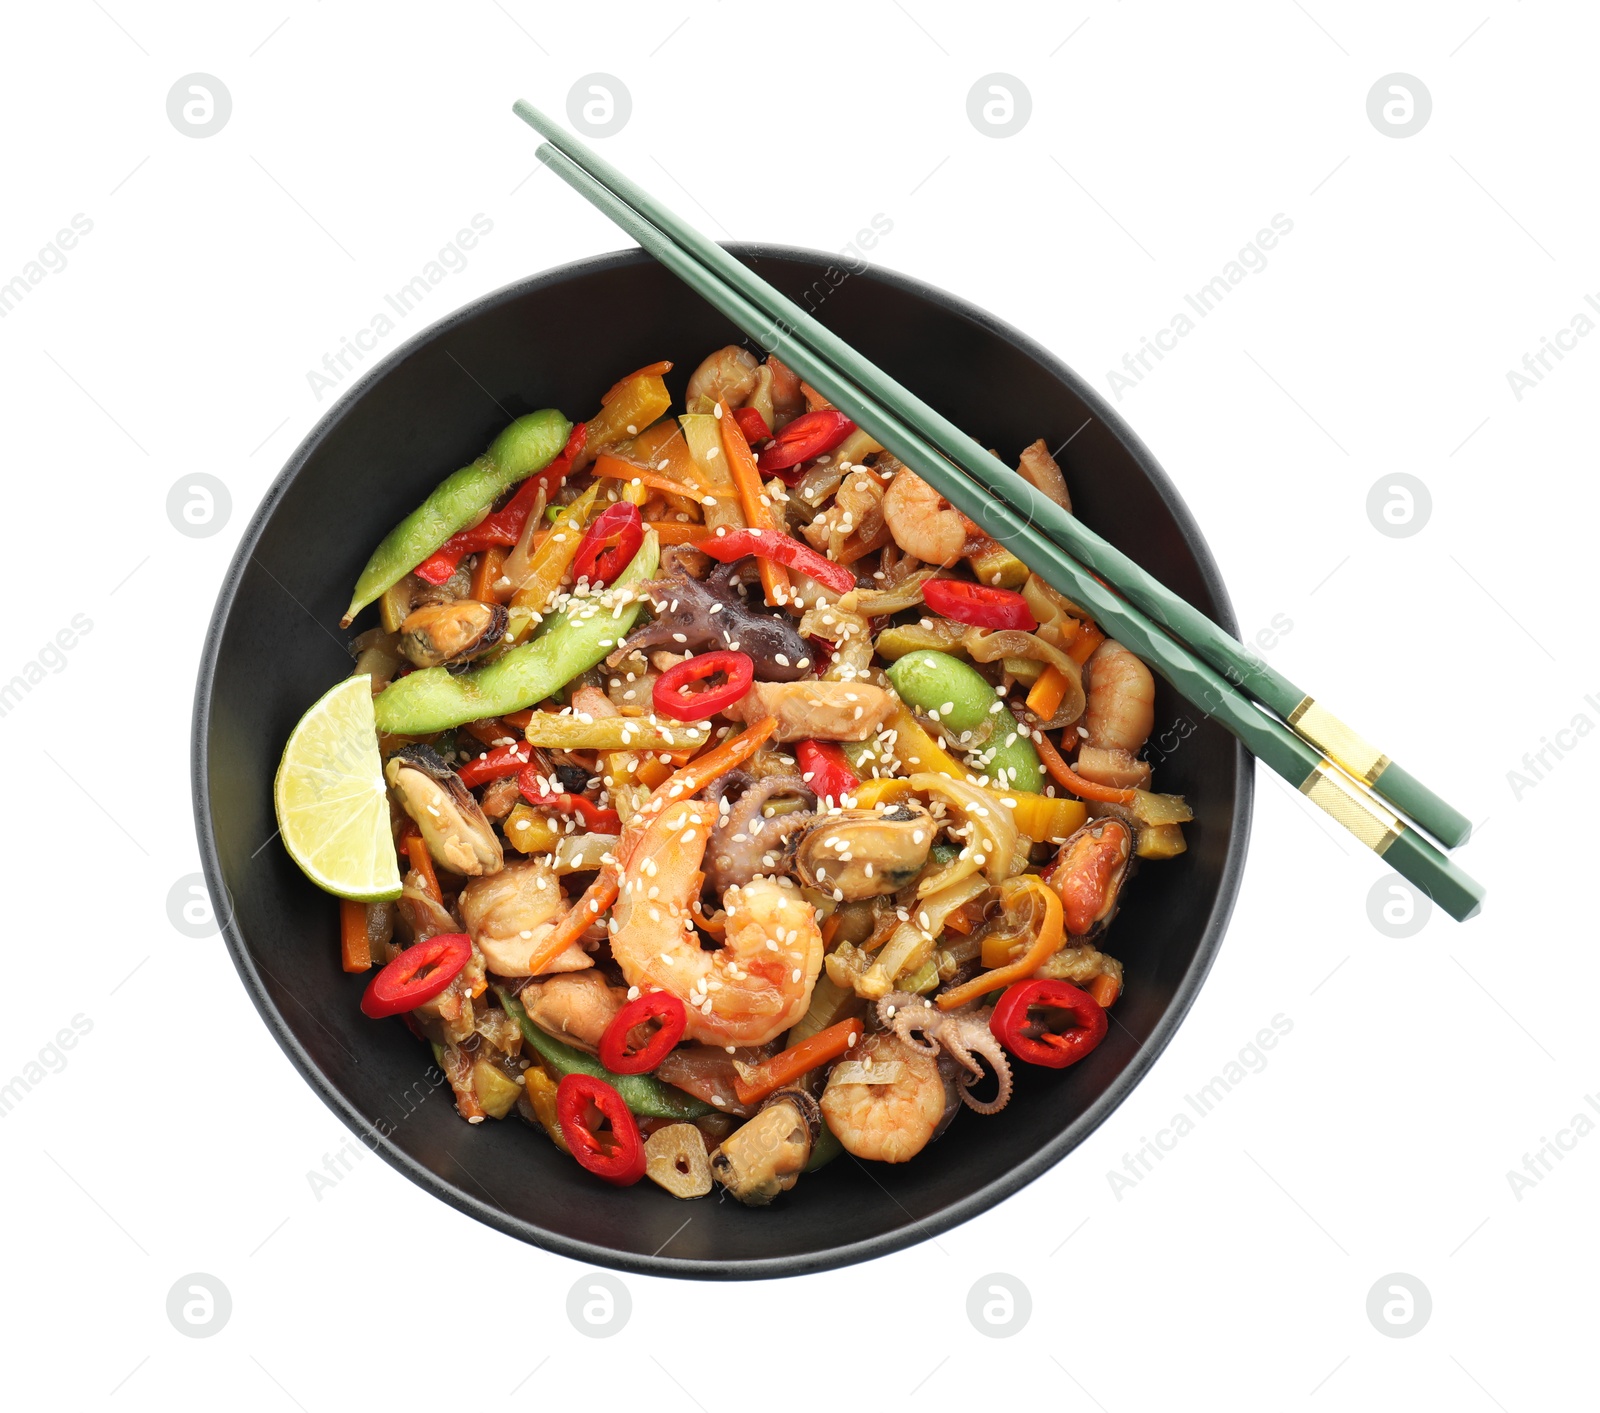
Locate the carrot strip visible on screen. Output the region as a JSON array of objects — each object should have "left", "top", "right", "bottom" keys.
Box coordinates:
[
  {"left": 470, "top": 545, "right": 506, "bottom": 603},
  {"left": 732, "top": 1018, "right": 862, "bottom": 1107},
  {"left": 1035, "top": 738, "right": 1139, "bottom": 806},
  {"left": 937, "top": 878, "right": 1063, "bottom": 1010},
  {"left": 1025, "top": 665, "right": 1070, "bottom": 720},
  {"left": 516, "top": 717, "right": 780, "bottom": 977},
  {"left": 643, "top": 520, "right": 710, "bottom": 544},
  {"left": 1033, "top": 730, "right": 1138, "bottom": 805},
  {"left": 592, "top": 453, "right": 735, "bottom": 505},
  {"left": 820, "top": 913, "right": 843, "bottom": 947},
  {"left": 404, "top": 833, "right": 441, "bottom": 904},
  {"left": 601, "top": 360, "right": 673, "bottom": 405},
  {"left": 717, "top": 400, "right": 791, "bottom": 606},
  {"left": 1067, "top": 622, "right": 1106, "bottom": 665},
  {"left": 1088, "top": 973, "right": 1120, "bottom": 1008},
  {"left": 339, "top": 899, "right": 371, "bottom": 973}
]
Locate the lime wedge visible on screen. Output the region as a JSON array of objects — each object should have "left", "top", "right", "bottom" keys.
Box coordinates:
[{"left": 274, "top": 675, "right": 402, "bottom": 902}]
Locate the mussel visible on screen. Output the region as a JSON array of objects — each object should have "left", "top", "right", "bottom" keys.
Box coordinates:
[
  {"left": 709, "top": 1088, "right": 820, "bottom": 1206},
  {"left": 397, "top": 598, "right": 508, "bottom": 669},
  {"left": 794, "top": 801, "right": 935, "bottom": 901},
  {"left": 1051, "top": 816, "right": 1133, "bottom": 936},
  {"left": 385, "top": 745, "right": 504, "bottom": 876}
]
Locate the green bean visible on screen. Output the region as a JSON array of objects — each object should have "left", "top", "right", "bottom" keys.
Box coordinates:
[
  {"left": 886, "top": 649, "right": 1044, "bottom": 792},
  {"left": 372, "top": 529, "right": 659, "bottom": 736},
  {"left": 342, "top": 408, "right": 572, "bottom": 626},
  {"left": 495, "top": 988, "right": 713, "bottom": 1121}
]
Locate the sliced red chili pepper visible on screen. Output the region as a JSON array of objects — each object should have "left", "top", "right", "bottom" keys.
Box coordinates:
[
  {"left": 414, "top": 423, "right": 589, "bottom": 584},
  {"left": 360, "top": 933, "right": 472, "bottom": 1019},
  {"left": 597, "top": 991, "right": 687, "bottom": 1074},
  {"left": 922, "top": 577, "right": 1038, "bottom": 632},
  {"left": 572, "top": 501, "right": 644, "bottom": 587},
  {"left": 794, "top": 739, "right": 859, "bottom": 804},
  {"left": 555, "top": 1073, "right": 647, "bottom": 1185},
  {"left": 653, "top": 650, "right": 754, "bottom": 722},
  {"left": 456, "top": 740, "right": 532, "bottom": 788},
  {"left": 693, "top": 527, "right": 856, "bottom": 595},
  {"left": 756, "top": 408, "right": 855, "bottom": 474},
  {"left": 732, "top": 406, "right": 771, "bottom": 445},
  {"left": 989, "top": 978, "right": 1107, "bottom": 1069},
  {"left": 515, "top": 763, "right": 623, "bottom": 833}
]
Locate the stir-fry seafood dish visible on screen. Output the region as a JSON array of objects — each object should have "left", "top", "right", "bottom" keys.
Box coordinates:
[{"left": 274, "top": 347, "right": 1194, "bottom": 1201}]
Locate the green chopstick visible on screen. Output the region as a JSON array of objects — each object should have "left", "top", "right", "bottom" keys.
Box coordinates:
[
  {"left": 514, "top": 99, "right": 1471, "bottom": 853},
  {"left": 518, "top": 118, "right": 1484, "bottom": 922}
]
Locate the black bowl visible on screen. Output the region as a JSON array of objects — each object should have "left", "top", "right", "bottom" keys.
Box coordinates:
[{"left": 193, "top": 246, "right": 1252, "bottom": 1278}]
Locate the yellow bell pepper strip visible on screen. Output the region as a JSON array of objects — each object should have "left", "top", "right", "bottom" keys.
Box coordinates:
[
  {"left": 574, "top": 367, "right": 672, "bottom": 469},
  {"left": 717, "top": 399, "right": 791, "bottom": 606},
  {"left": 342, "top": 408, "right": 572, "bottom": 626},
  {"left": 853, "top": 772, "right": 1084, "bottom": 843},
  {"left": 885, "top": 702, "right": 968, "bottom": 780},
  {"left": 372, "top": 529, "right": 659, "bottom": 736},
  {"left": 507, "top": 483, "right": 603, "bottom": 614},
  {"left": 937, "top": 876, "right": 1064, "bottom": 1010},
  {"left": 1004, "top": 792, "right": 1088, "bottom": 843}
]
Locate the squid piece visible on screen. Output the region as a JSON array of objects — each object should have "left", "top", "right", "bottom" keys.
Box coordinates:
[{"left": 611, "top": 551, "right": 812, "bottom": 683}]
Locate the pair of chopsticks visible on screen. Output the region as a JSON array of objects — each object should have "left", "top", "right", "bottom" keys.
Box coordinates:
[{"left": 512, "top": 100, "right": 1485, "bottom": 922}]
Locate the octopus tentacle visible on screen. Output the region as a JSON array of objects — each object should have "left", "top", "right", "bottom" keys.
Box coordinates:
[
  {"left": 704, "top": 774, "right": 816, "bottom": 894},
  {"left": 875, "top": 993, "right": 1013, "bottom": 1113},
  {"left": 879, "top": 991, "right": 942, "bottom": 1056},
  {"left": 948, "top": 1020, "right": 1012, "bottom": 1115}
]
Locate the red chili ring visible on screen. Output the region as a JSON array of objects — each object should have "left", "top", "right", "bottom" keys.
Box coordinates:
[
  {"left": 360, "top": 933, "right": 472, "bottom": 1019},
  {"left": 922, "top": 578, "right": 1038, "bottom": 632},
  {"left": 555, "top": 1073, "right": 647, "bottom": 1185},
  {"left": 597, "top": 991, "right": 687, "bottom": 1074},
  {"left": 989, "top": 978, "right": 1107, "bottom": 1069},
  {"left": 653, "top": 650, "right": 754, "bottom": 722},
  {"left": 572, "top": 501, "right": 644, "bottom": 587}
]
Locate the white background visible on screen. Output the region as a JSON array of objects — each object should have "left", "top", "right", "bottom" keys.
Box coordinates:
[{"left": 2, "top": 1, "right": 1594, "bottom": 1407}]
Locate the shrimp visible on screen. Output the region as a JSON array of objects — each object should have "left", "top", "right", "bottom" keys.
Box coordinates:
[
  {"left": 607, "top": 798, "right": 823, "bottom": 1046},
  {"left": 882, "top": 466, "right": 968, "bottom": 565},
  {"left": 685, "top": 345, "right": 759, "bottom": 408},
  {"left": 820, "top": 1031, "right": 946, "bottom": 1163},
  {"left": 1078, "top": 639, "right": 1155, "bottom": 788}
]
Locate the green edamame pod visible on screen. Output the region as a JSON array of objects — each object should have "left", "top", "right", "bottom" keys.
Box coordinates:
[
  {"left": 495, "top": 988, "right": 713, "bottom": 1121},
  {"left": 373, "top": 530, "right": 660, "bottom": 735},
  {"left": 886, "top": 649, "right": 1044, "bottom": 792},
  {"left": 342, "top": 409, "right": 572, "bottom": 626}
]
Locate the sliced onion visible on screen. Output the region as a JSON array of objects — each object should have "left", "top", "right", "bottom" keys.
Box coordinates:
[
  {"left": 908, "top": 774, "right": 1019, "bottom": 887},
  {"left": 829, "top": 1060, "right": 904, "bottom": 1086}
]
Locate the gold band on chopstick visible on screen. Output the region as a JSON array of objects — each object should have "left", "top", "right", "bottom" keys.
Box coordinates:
[
  {"left": 1298, "top": 760, "right": 1403, "bottom": 856},
  {"left": 1287, "top": 696, "right": 1391, "bottom": 784}
]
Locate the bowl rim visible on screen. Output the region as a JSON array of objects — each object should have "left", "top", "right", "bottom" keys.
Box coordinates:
[{"left": 192, "top": 243, "right": 1254, "bottom": 1280}]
